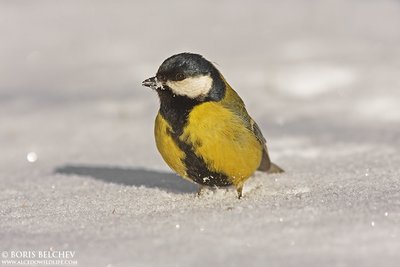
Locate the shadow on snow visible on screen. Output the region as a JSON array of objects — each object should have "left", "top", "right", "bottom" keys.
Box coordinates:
[{"left": 54, "top": 164, "right": 197, "bottom": 194}]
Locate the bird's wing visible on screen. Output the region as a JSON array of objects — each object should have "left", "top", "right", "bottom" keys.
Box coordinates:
[
  {"left": 221, "top": 85, "right": 284, "bottom": 173},
  {"left": 249, "top": 118, "right": 267, "bottom": 145},
  {"left": 248, "top": 115, "right": 284, "bottom": 173},
  {"left": 220, "top": 84, "right": 267, "bottom": 145},
  {"left": 248, "top": 118, "right": 272, "bottom": 172}
]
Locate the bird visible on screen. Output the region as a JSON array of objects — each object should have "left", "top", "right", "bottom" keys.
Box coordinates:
[{"left": 142, "top": 53, "right": 283, "bottom": 198}]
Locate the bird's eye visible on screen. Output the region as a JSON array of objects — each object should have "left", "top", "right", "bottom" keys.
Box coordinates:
[
  {"left": 158, "top": 75, "right": 166, "bottom": 81},
  {"left": 175, "top": 73, "right": 185, "bottom": 81}
]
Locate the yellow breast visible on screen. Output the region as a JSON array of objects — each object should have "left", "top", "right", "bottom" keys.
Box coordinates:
[
  {"left": 154, "top": 99, "right": 263, "bottom": 187},
  {"left": 181, "top": 102, "right": 262, "bottom": 186},
  {"left": 154, "top": 113, "right": 188, "bottom": 179}
]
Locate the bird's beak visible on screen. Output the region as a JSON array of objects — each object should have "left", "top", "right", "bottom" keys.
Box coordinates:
[{"left": 142, "top": 76, "right": 159, "bottom": 90}]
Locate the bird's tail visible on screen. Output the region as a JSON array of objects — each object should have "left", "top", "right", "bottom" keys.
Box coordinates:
[
  {"left": 257, "top": 149, "right": 284, "bottom": 173},
  {"left": 267, "top": 162, "right": 284, "bottom": 174}
]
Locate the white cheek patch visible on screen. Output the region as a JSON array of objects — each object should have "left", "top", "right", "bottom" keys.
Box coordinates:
[{"left": 166, "top": 75, "right": 213, "bottom": 98}]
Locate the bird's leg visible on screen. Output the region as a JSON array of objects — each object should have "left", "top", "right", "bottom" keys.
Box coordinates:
[
  {"left": 197, "top": 185, "right": 205, "bottom": 197},
  {"left": 236, "top": 184, "right": 243, "bottom": 199}
]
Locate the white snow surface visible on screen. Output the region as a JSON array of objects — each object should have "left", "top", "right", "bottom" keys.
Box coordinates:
[{"left": 1, "top": 1, "right": 400, "bottom": 266}]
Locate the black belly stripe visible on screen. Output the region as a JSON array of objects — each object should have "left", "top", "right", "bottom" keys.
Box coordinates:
[
  {"left": 166, "top": 128, "right": 232, "bottom": 187},
  {"left": 158, "top": 90, "right": 232, "bottom": 187}
]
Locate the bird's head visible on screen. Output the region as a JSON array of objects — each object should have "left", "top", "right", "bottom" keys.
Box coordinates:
[{"left": 142, "top": 53, "right": 225, "bottom": 101}]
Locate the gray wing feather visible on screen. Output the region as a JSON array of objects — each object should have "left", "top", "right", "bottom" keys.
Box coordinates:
[{"left": 221, "top": 87, "right": 283, "bottom": 173}]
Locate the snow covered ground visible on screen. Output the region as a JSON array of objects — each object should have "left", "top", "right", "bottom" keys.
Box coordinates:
[{"left": 1, "top": 1, "right": 400, "bottom": 266}]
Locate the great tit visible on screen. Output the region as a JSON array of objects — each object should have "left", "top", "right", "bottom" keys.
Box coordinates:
[{"left": 142, "top": 53, "right": 283, "bottom": 198}]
